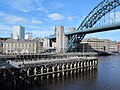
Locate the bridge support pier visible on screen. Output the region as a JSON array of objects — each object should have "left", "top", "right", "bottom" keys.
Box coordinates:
[
  {"left": 52, "top": 66, "right": 55, "bottom": 78},
  {"left": 40, "top": 67, "right": 44, "bottom": 80},
  {"left": 62, "top": 64, "right": 65, "bottom": 76},
  {"left": 2, "top": 57, "right": 98, "bottom": 85},
  {"left": 57, "top": 65, "right": 60, "bottom": 77},
  {"left": 46, "top": 67, "right": 49, "bottom": 79}
]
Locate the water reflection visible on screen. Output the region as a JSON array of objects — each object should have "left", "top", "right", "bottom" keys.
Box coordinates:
[
  {"left": 46, "top": 70, "right": 97, "bottom": 90},
  {"left": 0, "top": 68, "right": 98, "bottom": 90},
  {"left": 16, "top": 69, "right": 98, "bottom": 90}
]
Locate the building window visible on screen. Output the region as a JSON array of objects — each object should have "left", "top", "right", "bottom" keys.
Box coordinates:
[
  {"left": 18, "top": 43, "right": 19, "bottom": 47},
  {"left": 26, "top": 44, "right": 27, "bottom": 47},
  {"left": 15, "top": 44, "right": 17, "bottom": 47},
  {"left": 29, "top": 44, "right": 31, "bottom": 47}
]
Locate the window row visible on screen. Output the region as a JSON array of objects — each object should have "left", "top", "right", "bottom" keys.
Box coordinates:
[{"left": 3, "top": 43, "right": 36, "bottom": 47}]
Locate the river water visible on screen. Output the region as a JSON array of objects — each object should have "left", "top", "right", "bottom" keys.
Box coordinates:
[{"left": 1, "top": 55, "right": 120, "bottom": 90}]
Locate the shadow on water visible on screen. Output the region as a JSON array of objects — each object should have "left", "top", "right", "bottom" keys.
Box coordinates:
[
  {"left": 1, "top": 56, "right": 120, "bottom": 90},
  {"left": 0, "top": 69, "right": 98, "bottom": 90},
  {"left": 40, "top": 69, "right": 98, "bottom": 90}
]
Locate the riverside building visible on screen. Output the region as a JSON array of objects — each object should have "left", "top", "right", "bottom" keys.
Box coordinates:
[
  {"left": 3, "top": 39, "right": 43, "bottom": 54},
  {"left": 116, "top": 42, "right": 120, "bottom": 53},
  {"left": 81, "top": 38, "right": 117, "bottom": 52}
]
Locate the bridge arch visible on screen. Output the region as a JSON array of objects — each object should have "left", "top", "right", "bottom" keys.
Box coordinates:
[
  {"left": 78, "top": 0, "right": 120, "bottom": 30},
  {"left": 66, "top": 0, "right": 120, "bottom": 52}
]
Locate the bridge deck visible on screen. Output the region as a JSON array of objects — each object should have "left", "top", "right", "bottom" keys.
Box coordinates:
[{"left": 49, "top": 23, "right": 120, "bottom": 39}]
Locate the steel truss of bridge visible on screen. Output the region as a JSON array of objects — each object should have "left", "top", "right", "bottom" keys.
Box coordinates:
[{"left": 48, "top": 0, "right": 120, "bottom": 52}]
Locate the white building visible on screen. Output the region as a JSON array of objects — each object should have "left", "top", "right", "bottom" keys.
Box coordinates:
[
  {"left": 25, "top": 33, "right": 32, "bottom": 40},
  {"left": 43, "top": 38, "right": 50, "bottom": 50},
  {"left": 35, "top": 38, "right": 50, "bottom": 51},
  {"left": 12, "top": 26, "right": 25, "bottom": 39},
  {"left": 3, "top": 39, "right": 43, "bottom": 54}
]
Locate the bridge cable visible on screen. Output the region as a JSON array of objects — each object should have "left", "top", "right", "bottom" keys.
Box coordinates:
[
  {"left": 109, "top": 2, "right": 111, "bottom": 24},
  {"left": 114, "top": 4, "right": 116, "bottom": 23},
  {"left": 104, "top": 15, "right": 105, "bottom": 25}
]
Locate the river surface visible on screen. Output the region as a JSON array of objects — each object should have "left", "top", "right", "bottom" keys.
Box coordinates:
[{"left": 1, "top": 55, "right": 120, "bottom": 90}]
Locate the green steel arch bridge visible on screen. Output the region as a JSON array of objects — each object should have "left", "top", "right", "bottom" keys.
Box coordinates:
[{"left": 49, "top": 0, "right": 120, "bottom": 52}]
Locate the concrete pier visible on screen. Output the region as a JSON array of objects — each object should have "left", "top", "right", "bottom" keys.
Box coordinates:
[
  {"left": 6, "top": 57, "right": 98, "bottom": 78},
  {"left": 0, "top": 55, "right": 98, "bottom": 88}
]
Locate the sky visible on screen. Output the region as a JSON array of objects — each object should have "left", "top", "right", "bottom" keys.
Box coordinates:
[{"left": 0, "top": 0, "right": 120, "bottom": 41}]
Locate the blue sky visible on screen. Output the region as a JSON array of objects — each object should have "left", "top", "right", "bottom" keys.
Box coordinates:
[{"left": 0, "top": 0, "right": 120, "bottom": 41}]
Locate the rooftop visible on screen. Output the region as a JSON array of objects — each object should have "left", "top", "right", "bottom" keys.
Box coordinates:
[{"left": 4, "top": 39, "right": 39, "bottom": 43}]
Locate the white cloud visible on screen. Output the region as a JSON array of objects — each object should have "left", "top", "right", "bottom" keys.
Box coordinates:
[
  {"left": 4, "top": 16, "right": 27, "bottom": 24},
  {"left": 67, "top": 16, "right": 75, "bottom": 21},
  {"left": 47, "top": 13, "right": 63, "bottom": 20},
  {"left": 19, "top": 9, "right": 29, "bottom": 13},
  {"left": 0, "top": 29, "right": 11, "bottom": 34},
  {"left": 5, "top": 0, "right": 48, "bottom": 14},
  {"left": 19, "top": 7, "right": 48, "bottom": 14},
  {"left": 0, "top": 25, "right": 11, "bottom": 34},
  {"left": 0, "top": 12, "right": 27, "bottom": 24},
  {"left": 31, "top": 18, "right": 42, "bottom": 25},
  {"left": 31, "top": 30, "right": 53, "bottom": 38},
  {"left": 8, "top": 0, "right": 35, "bottom": 10}
]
